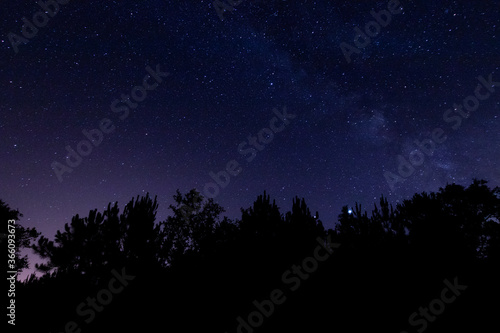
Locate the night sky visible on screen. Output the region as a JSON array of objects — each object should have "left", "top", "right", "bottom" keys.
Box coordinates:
[{"left": 1, "top": 0, "right": 499, "bottom": 277}]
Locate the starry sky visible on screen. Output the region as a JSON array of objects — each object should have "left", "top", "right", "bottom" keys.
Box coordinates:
[{"left": 1, "top": 0, "right": 499, "bottom": 273}]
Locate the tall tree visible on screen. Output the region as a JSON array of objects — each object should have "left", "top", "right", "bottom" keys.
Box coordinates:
[
  {"left": 159, "top": 189, "right": 231, "bottom": 266},
  {"left": 32, "top": 193, "right": 163, "bottom": 280},
  {"left": 239, "top": 190, "right": 283, "bottom": 241}
]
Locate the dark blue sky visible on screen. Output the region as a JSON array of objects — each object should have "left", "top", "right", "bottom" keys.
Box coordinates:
[{"left": 1, "top": 0, "right": 499, "bottom": 271}]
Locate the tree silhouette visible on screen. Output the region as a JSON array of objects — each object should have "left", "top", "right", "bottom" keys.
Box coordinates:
[
  {"left": 32, "top": 193, "right": 163, "bottom": 280},
  {"left": 159, "top": 188, "right": 231, "bottom": 266},
  {"left": 239, "top": 190, "right": 283, "bottom": 241},
  {"left": 14, "top": 179, "right": 500, "bottom": 333},
  {"left": 332, "top": 180, "right": 500, "bottom": 263}
]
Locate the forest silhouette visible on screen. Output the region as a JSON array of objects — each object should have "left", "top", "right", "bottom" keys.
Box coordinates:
[{"left": 5, "top": 179, "right": 500, "bottom": 332}]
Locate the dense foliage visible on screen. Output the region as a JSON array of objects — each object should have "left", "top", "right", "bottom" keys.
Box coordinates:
[{"left": 6, "top": 179, "right": 500, "bottom": 332}]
